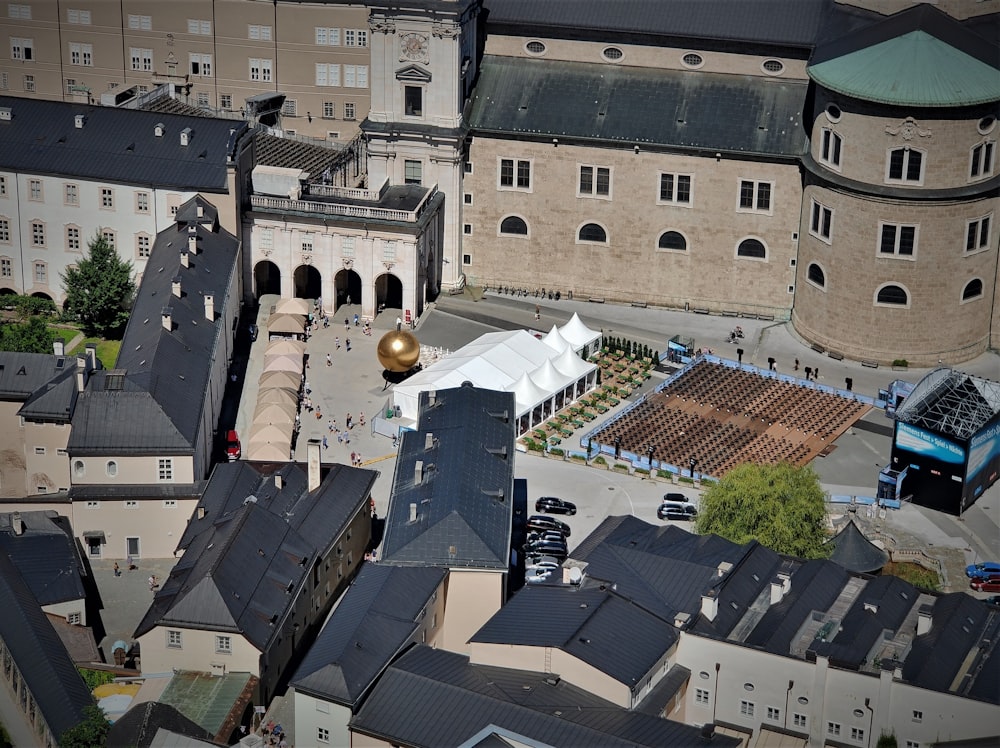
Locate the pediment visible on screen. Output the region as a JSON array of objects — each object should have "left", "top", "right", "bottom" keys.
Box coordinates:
[{"left": 395, "top": 64, "right": 432, "bottom": 83}]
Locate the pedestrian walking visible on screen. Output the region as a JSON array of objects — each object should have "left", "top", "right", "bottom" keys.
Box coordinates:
[
  {"left": 359, "top": 412, "right": 366, "bottom": 427},
  {"left": 344, "top": 430, "right": 351, "bottom": 445},
  {"left": 148, "top": 575, "right": 158, "bottom": 591},
  {"left": 354, "top": 313, "right": 360, "bottom": 326},
  {"left": 326, "top": 353, "right": 332, "bottom": 367},
  {"left": 346, "top": 413, "right": 353, "bottom": 429},
  {"left": 356, "top": 452, "right": 362, "bottom": 466},
  {"left": 345, "top": 318, "right": 350, "bottom": 331},
  {"left": 396, "top": 316, "right": 402, "bottom": 331},
  {"left": 322, "top": 435, "right": 329, "bottom": 450},
  {"left": 335, "top": 336, "right": 340, "bottom": 350},
  {"left": 534, "top": 304, "right": 540, "bottom": 320},
  {"left": 328, "top": 419, "right": 334, "bottom": 432},
  {"left": 316, "top": 407, "right": 323, "bottom": 420},
  {"left": 114, "top": 562, "right": 121, "bottom": 577},
  {"left": 350, "top": 451, "right": 357, "bottom": 466},
  {"left": 337, "top": 431, "right": 344, "bottom": 444},
  {"left": 346, "top": 338, "right": 351, "bottom": 352}
]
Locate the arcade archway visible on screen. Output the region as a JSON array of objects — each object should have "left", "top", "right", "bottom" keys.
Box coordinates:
[
  {"left": 31, "top": 292, "right": 52, "bottom": 301},
  {"left": 334, "top": 269, "right": 362, "bottom": 310},
  {"left": 254, "top": 260, "right": 281, "bottom": 298},
  {"left": 375, "top": 273, "right": 403, "bottom": 315},
  {"left": 293, "top": 265, "right": 322, "bottom": 300}
]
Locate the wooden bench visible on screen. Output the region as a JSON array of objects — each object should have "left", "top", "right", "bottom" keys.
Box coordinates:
[
  {"left": 588, "top": 297, "right": 605, "bottom": 304},
  {"left": 631, "top": 301, "right": 648, "bottom": 308},
  {"left": 827, "top": 351, "right": 844, "bottom": 361},
  {"left": 693, "top": 308, "right": 710, "bottom": 315},
  {"left": 811, "top": 343, "right": 826, "bottom": 354},
  {"left": 721, "top": 310, "right": 739, "bottom": 317},
  {"left": 861, "top": 359, "right": 879, "bottom": 368}
]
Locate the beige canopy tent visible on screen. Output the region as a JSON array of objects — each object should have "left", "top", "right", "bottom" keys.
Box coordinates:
[
  {"left": 248, "top": 421, "right": 294, "bottom": 448},
  {"left": 253, "top": 401, "right": 297, "bottom": 424},
  {"left": 258, "top": 370, "right": 300, "bottom": 392},
  {"left": 274, "top": 297, "right": 311, "bottom": 315},
  {"left": 264, "top": 339, "right": 307, "bottom": 357},
  {"left": 262, "top": 354, "right": 303, "bottom": 374},
  {"left": 267, "top": 312, "right": 306, "bottom": 335},
  {"left": 245, "top": 442, "right": 290, "bottom": 462},
  {"left": 256, "top": 387, "right": 299, "bottom": 407}
]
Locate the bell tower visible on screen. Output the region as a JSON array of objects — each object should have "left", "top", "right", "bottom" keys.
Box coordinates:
[{"left": 364, "top": 0, "right": 482, "bottom": 291}]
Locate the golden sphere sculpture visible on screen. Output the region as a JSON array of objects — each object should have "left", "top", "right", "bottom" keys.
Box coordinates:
[{"left": 377, "top": 330, "right": 420, "bottom": 372}]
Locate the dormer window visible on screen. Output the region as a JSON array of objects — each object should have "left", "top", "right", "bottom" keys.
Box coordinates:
[{"left": 154, "top": 122, "right": 164, "bottom": 137}]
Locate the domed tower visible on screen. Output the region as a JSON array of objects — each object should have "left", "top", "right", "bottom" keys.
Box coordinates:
[{"left": 793, "top": 5, "right": 1000, "bottom": 365}]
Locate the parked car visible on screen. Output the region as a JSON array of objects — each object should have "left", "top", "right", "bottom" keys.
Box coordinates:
[
  {"left": 248, "top": 323, "right": 259, "bottom": 342},
  {"left": 658, "top": 501, "right": 697, "bottom": 521},
  {"left": 526, "top": 515, "right": 571, "bottom": 536},
  {"left": 661, "top": 493, "right": 697, "bottom": 511},
  {"left": 526, "top": 532, "right": 566, "bottom": 547},
  {"left": 525, "top": 554, "right": 563, "bottom": 570},
  {"left": 523, "top": 540, "right": 568, "bottom": 560},
  {"left": 966, "top": 561, "right": 1000, "bottom": 579},
  {"left": 535, "top": 497, "right": 577, "bottom": 515},
  {"left": 525, "top": 567, "right": 555, "bottom": 584},
  {"left": 225, "top": 429, "right": 241, "bottom": 461},
  {"left": 969, "top": 576, "right": 1000, "bottom": 593},
  {"left": 985, "top": 595, "right": 1000, "bottom": 607}
]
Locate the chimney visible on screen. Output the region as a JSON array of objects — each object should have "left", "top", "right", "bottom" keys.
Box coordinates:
[
  {"left": 84, "top": 343, "right": 97, "bottom": 372},
  {"left": 674, "top": 611, "right": 691, "bottom": 629},
  {"left": 409, "top": 502, "right": 418, "bottom": 522},
  {"left": 161, "top": 307, "right": 173, "bottom": 331},
  {"left": 11, "top": 512, "right": 24, "bottom": 535},
  {"left": 428, "top": 390, "right": 436, "bottom": 406},
  {"left": 172, "top": 277, "right": 182, "bottom": 298},
  {"left": 275, "top": 473, "right": 283, "bottom": 490},
  {"left": 700, "top": 723, "right": 716, "bottom": 743},
  {"left": 197, "top": 506, "right": 206, "bottom": 520},
  {"left": 197, "top": 205, "right": 204, "bottom": 218},
  {"left": 188, "top": 235, "right": 197, "bottom": 253},
  {"left": 717, "top": 561, "right": 733, "bottom": 578},
  {"left": 414, "top": 460, "right": 424, "bottom": 485},
  {"left": 53, "top": 339, "right": 65, "bottom": 356},
  {"left": 180, "top": 127, "right": 193, "bottom": 146},
  {"left": 204, "top": 294, "right": 214, "bottom": 322},
  {"left": 916, "top": 604, "right": 933, "bottom": 636},
  {"left": 770, "top": 579, "right": 785, "bottom": 605},
  {"left": 307, "top": 438, "right": 321, "bottom": 491},
  {"left": 180, "top": 250, "right": 189, "bottom": 268},
  {"left": 701, "top": 591, "right": 718, "bottom": 622},
  {"left": 75, "top": 355, "right": 87, "bottom": 392},
  {"left": 424, "top": 433, "right": 435, "bottom": 450},
  {"left": 74, "top": 114, "right": 86, "bottom": 129}
]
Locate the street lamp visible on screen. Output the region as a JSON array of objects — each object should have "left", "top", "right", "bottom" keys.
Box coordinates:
[{"left": 689, "top": 456, "right": 698, "bottom": 480}]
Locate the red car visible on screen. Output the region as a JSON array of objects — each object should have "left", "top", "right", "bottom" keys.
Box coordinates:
[
  {"left": 225, "top": 430, "right": 241, "bottom": 461},
  {"left": 970, "top": 576, "right": 1000, "bottom": 593}
]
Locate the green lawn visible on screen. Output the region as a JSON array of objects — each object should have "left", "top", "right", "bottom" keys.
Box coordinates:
[{"left": 66, "top": 333, "right": 122, "bottom": 368}]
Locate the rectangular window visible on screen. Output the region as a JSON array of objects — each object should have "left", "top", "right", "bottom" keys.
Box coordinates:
[
  {"left": 383, "top": 240, "right": 397, "bottom": 263},
  {"left": 215, "top": 635, "right": 232, "bottom": 653},
  {"left": 101, "top": 229, "right": 115, "bottom": 248},
  {"left": 810, "top": 200, "right": 833, "bottom": 241},
  {"left": 793, "top": 713, "right": 807, "bottom": 728},
  {"left": 101, "top": 187, "right": 114, "bottom": 209},
  {"left": 67, "top": 9, "right": 91, "bottom": 25},
  {"left": 827, "top": 722, "right": 841, "bottom": 737},
  {"left": 499, "top": 158, "right": 531, "bottom": 190},
  {"left": 248, "top": 24, "right": 272, "bottom": 41},
  {"left": 463, "top": 193, "right": 473, "bottom": 205},
  {"left": 128, "top": 15, "right": 152, "bottom": 31},
  {"left": 158, "top": 458, "right": 173, "bottom": 481},
  {"left": 66, "top": 226, "right": 80, "bottom": 251},
  {"left": 579, "top": 165, "right": 611, "bottom": 197},
  {"left": 906, "top": 742, "right": 920, "bottom": 748},
  {"left": 0, "top": 220, "right": 8, "bottom": 243},
  {"left": 659, "top": 173, "right": 692, "bottom": 205},
  {"left": 966, "top": 215, "right": 991, "bottom": 252},
  {"left": 0, "top": 175, "right": 6, "bottom": 196},
  {"left": 69, "top": 43, "right": 93, "bottom": 66},
  {"left": 463, "top": 223, "right": 472, "bottom": 236},
  {"left": 67, "top": 611, "right": 81, "bottom": 625},
  {"left": 851, "top": 728, "right": 865, "bottom": 743},
  {"left": 404, "top": 160, "right": 422, "bottom": 185},
  {"left": 124, "top": 500, "right": 138, "bottom": 508},
  {"left": 766, "top": 707, "right": 780, "bottom": 721},
  {"left": 879, "top": 222, "right": 917, "bottom": 257},
  {"left": 85, "top": 500, "right": 99, "bottom": 509},
  {"left": 188, "top": 19, "right": 211, "bottom": 35},
  {"left": 23, "top": 74, "right": 34, "bottom": 92},
  {"left": 301, "top": 236, "right": 313, "bottom": 253},
  {"left": 315, "top": 63, "right": 339, "bottom": 87},
  {"left": 0, "top": 72, "right": 6, "bottom": 90},
  {"left": 912, "top": 710, "right": 922, "bottom": 723},
  {"left": 820, "top": 129, "right": 842, "bottom": 167},
  {"left": 130, "top": 48, "right": 152, "bottom": 72},
  {"left": 341, "top": 236, "right": 355, "bottom": 257},
  {"left": 167, "top": 630, "right": 182, "bottom": 648},
  {"left": 259, "top": 227, "right": 274, "bottom": 251},
  {"left": 740, "top": 700, "right": 755, "bottom": 717},
  {"left": 33, "top": 261, "right": 46, "bottom": 283},
  {"left": 344, "top": 29, "right": 367, "bottom": 47},
  {"left": 739, "top": 179, "right": 772, "bottom": 212},
  {"left": 344, "top": 102, "right": 356, "bottom": 120},
  {"left": 137, "top": 235, "right": 150, "bottom": 258},
  {"left": 887, "top": 147, "right": 923, "bottom": 182},
  {"left": 34, "top": 446, "right": 45, "bottom": 455},
  {"left": 971, "top": 141, "right": 995, "bottom": 179},
  {"left": 11, "top": 38, "right": 33, "bottom": 61},
  {"left": 31, "top": 222, "right": 44, "bottom": 247},
  {"left": 250, "top": 58, "right": 272, "bottom": 82},
  {"left": 136, "top": 192, "right": 150, "bottom": 213},
  {"left": 322, "top": 101, "right": 335, "bottom": 118},
  {"left": 190, "top": 53, "right": 212, "bottom": 77},
  {"left": 317, "top": 727, "right": 330, "bottom": 744},
  {"left": 315, "top": 27, "right": 340, "bottom": 46},
  {"left": 29, "top": 179, "right": 42, "bottom": 201},
  {"left": 8, "top": 4, "right": 31, "bottom": 19},
  {"left": 404, "top": 85, "right": 423, "bottom": 117},
  {"left": 220, "top": 94, "right": 232, "bottom": 110},
  {"left": 695, "top": 688, "right": 709, "bottom": 705},
  {"left": 64, "top": 183, "right": 78, "bottom": 205},
  {"left": 1, "top": 258, "right": 11, "bottom": 277},
  {"left": 343, "top": 65, "right": 368, "bottom": 88}
]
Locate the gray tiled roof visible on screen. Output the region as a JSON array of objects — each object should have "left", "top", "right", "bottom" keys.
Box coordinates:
[
  {"left": 0, "top": 96, "right": 243, "bottom": 191},
  {"left": 0, "top": 511, "right": 86, "bottom": 606},
  {"left": 291, "top": 564, "right": 447, "bottom": 707},
  {"left": 68, "top": 197, "right": 239, "bottom": 457},
  {"left": 380, "top": 385, "right": 515, "bottom": 569},
  {"left": 470, "top": 580, "right": 678, "bottom": 688},
  {"left": 0, "top": 351, "right": 81, "bottom": 421},
  {"left": 468, "top": 55, "right": 808, "bottom": 157},
  {"left": 691, "top": 542, "right": 781, "bottom": 638},
  {"left": 107, "top": 701, "right": 214, "bottom": 748},
  {"left": 350, "top": 645, "right": 740, "bottom": 748},
  {"left": 0, "top": 551, "right": 92, "bottom": 740}
]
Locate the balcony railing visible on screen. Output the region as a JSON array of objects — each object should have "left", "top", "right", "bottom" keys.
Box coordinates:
[
  {"left": 250, "top": 189, "right": 435, "bottom": 223},
  {"left": 307, "top": 177, "right": 388, "bottom": 202}
]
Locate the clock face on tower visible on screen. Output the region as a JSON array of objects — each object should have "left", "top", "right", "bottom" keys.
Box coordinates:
[{"left": 400, "top": 33, "right": 428, "bottom": 62}]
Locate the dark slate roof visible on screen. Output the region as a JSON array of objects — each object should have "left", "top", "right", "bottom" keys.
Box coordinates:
[
  {"left": 136, "top": 459, "right": 376, "bottom": 650},
  {"left": 291, "top": 564, "right": 447, "bottom": 707},
  {"left": 68, "top": 197, "right": 239, "bottom": 457},
  {"left": 825, "top": 519, "right": 889, "bottom": 574},
  {"left": 691, "top": 542, "right": 781, "bottom": 638},
  {"left": 107, "top": 701, "right": 215, "bottom": 748},
  {"left": 0, "top": 351, "right": 81, "bottom": 421},
  {"left": 902, "top": 593, "right": 1000, "bottom": 704},
  {"left": 634, "top": 663, "right": 690, "bottom": 716},
  {"left": 0, "top": 511, "right": 86, "bottom": 606},
  {"left": 468, "top": 55, "right": 808, "bottom": 157},
  {"left": 471, "top": 580, "right": 678, "bottom": 689},
  {"left": 380, "top": 385, "right": 515, "bottom": 569},
  {"left": 0, "top": 551, "right": 92, "bottom": 740},
  {"left": 0, "top": 96, "right": 244, "bottom": 191},
  {"left": 744, "top": 559, "right": 850, "bottom": 654},
  {"left": 812, "top": 574, "right": 916, "bottom": 669},
  {"left": 571, "top": 516, "right": 751, "bottom": 622},
  {"left": 350, "top": 645, "right": 740, "bottom": 748},
  {"left": 69, "top": 482, "right": 205, "bottom": 499}
]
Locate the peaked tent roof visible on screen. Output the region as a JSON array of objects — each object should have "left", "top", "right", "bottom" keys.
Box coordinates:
[
  {"left": 509, "top": 371, "right": 550, "bottom": 414},
  {"left": 559, "top": 313, "right": 601, "bottom": 349},
  {"left": 825, "top": 519, "right": 889, "bottom": 574},
  {"left": 542, "top": 325, "right": 570, "bottom": 354}
]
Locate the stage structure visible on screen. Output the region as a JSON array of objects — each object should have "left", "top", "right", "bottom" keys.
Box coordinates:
[{"left": 888, "top": 368, "right": 1000, "bottom": 514}]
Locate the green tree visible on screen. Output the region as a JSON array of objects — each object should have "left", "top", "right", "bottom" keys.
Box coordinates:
[
  {"left": 695, "top": 463, "right": 831, "bottom": 558},
  {"left": 0, "top": 317, "right": 56, "bottom": 353},
  {"left": 60, "top": 704, "right": 110, "bottom": 748},
  {"left": 61, "top": 235, "right": 135, "bottom": 338},
  {"left": 876, "top": 733, "right": 898, "bottom": 748}
]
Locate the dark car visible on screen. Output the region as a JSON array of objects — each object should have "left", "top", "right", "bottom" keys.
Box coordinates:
[
  {"left": 523, "top": 539, "right": 568, "bottom": 557},
  {"left": 526, "top": 515, "right": 570, "bottom": 536},
  {"left": 535, "top": 497, "right": 577, "bottom": 515},
  {"left": 658, "top": 504, "right": 697, "bottom": 521},
  {"left": 966, "top": 561, "right": 1000, "bottom": 579},
  {"left": 526, "top": 530, "right": 566, "bottom": 546},
  {"left": 248, "top": 323, "right": 259, "bottom": 342}
]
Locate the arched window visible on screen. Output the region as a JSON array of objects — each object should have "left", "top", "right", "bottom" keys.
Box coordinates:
[
  {"left": 578, "top": 223, "right": 607, "bottom": 243},
  {"left": 658, "top": 231, "right": 687, "bottom": 251},
  {"left": 807, "top": 263, "right": 825, "bottom": 287},
  {"left": 963, "top": 278, "right": 983, "bottom": 301},
  {"left": 737, "top": 238, "right": 766, "bottom": 259},
  {"left": 106, "top": 460, "right": 118, "bottom": 477},
  {"left": 876, "top": 284, "right": 908, "bottom": 306},
  {"left": 886, "top": 146, "right": 923, "bottom": 183},
  {"left": 73, "top": 460, "right": 85, "bottom": 478},
  {"left": 499, "top": 216, "right": 528, "bottom": 236}
]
